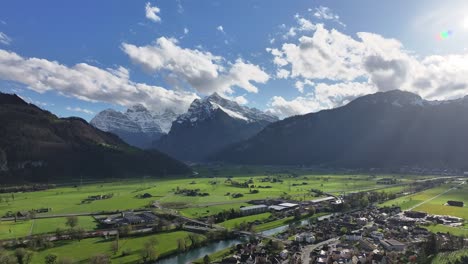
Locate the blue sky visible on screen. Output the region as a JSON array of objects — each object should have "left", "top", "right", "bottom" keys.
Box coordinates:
[{"left": 1, "top": 0, "right": 468, "bottom": 120}]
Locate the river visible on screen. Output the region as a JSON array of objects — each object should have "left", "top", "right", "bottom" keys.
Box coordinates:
[{"left": 155, "top": 214, "right": 336, "bottom": 264}]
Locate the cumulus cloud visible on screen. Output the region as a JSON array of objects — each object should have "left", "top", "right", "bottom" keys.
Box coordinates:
[
  {"left": 267, "top": 82, "right": 376, "bottom": 118},
  {"left": 145, "top": 2, "right": 161, "bottom": 23},
  {"left": 122, "top": 37, "right": 269, "bottom": 95},
  {"left": 234, "top": 95, "right": 248, "bottom": 105},
  {"left": 0, "top": 49, "right": 198, "bottom": 114},
  {"left": 66, "top": 106, "right": 95, "bottom": 115},
  {"left": 312, "top": 6, "right": 346, "bottom": 27},
  {"left": 183, "top": 27, "right": 189, "bottom": 34},
  {"left": 283, "top": 15, "right": 316, "bottom": 39},
  {"left": 0, "top": 32, "right": 11, "bottom": 45},
  {"left": 268, "top": 21, "right": 468, "bottom": 117}
]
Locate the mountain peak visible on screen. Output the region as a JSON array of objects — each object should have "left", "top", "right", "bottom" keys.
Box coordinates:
[
  {"left": 352, "top": 89, "right": 424, "bottom": 107},
  {"left": 127, "top": 104, "right": 148, "bottom": 113},
  {"left": 0, "top": 93, "right": 28, "bottom": 106}
]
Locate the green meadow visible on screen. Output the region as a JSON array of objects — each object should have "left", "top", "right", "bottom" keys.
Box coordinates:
[
  {"left": 0, "top": 172, "right": 423, "bottom": 219},
  {"left": 29, "top": 231, "right": 205, "bottom": 264}
]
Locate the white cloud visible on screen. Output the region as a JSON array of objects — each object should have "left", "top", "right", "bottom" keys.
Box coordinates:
[
  {"left": 216, "top": 25, "right": 225, "bottom": 33},
  {"left": 269, "top": 21, "right": 468, "bottom": 117},
  {"left": 122, "top": 37, "right": 269, "bottom": 95},
  {"left": 0, "top": 32, "right": 11, "bottom": 45},
  {"left": 283, "top": 15, "right": 316, "bottom": 39},
  {"left": 66, "top": 106, "right": 95, "bottom": 115},
  {"left": 267, "top": 82, "right": 376, "bottom": 118},
  {"left": 145, "top": 2, "right": 161, "bottom": 23},
  {"left": 276, "top": 69, "right": 290, "bottom": 79},
  {"left": 184, "top": 27, "right": 189, "bottom": 34},
  {"left": 294, "top": 79, "right": 314, "bottom": 93},
  {"left": 234, "top": 95, "right": 248, "bottom": 105},
  {"left": 312, "top": 6, "right": 346, "bottom": 27},
  {"left": 0, "top": 49, "right": 198, "bottom": 114}
]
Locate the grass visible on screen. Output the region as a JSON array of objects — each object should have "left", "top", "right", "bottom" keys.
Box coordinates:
[
  {"left": 192, "top": 247, "right": 233, "bottom": 264},
  {"left": 219, "top": 213, "right": 272, "bottom": 229},
  {"left": 380, "top": 184, "right": 468, "bottom": 219},
  {"left": 179, "top": 202, "right": 250, "bottom": 218},
  {"left": 423, "top": 224, "right": 468, "bottom": 237},
  {"left": 27, "top": 231, "right": 205, "bottom": 264},
  {"left": 432, "top": 249, "right": 468, "bottom": 264},
  {"left": 32, "top": 216, "right": 98, "bottom": 234},
  {"left": 254, "top": 216, "right": 295, "bottom": 232},
  {"left": 0, "top": 220, "right": 31, "bottom": 239},
  {"left": 0, "top": 173, "right": 424, "bottom": 219}
]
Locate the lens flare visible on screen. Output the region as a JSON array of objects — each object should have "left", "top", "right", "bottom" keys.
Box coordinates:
[{"left": 437, "top": 30, "right": 453, "bottom": 40}]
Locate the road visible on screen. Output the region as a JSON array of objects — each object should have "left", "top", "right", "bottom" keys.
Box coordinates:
[{"left": 301, "top": 237, "right": 339, "bottom": 264}]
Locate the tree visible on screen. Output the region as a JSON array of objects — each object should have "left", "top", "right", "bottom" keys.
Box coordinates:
[
  {"left": 69, "top": 227, "right": 85, "bottom": 241},
  {"left": 90, "top": 254, "right": 110, "bottom": 264},
  {"left": 207, "top": 216, "right": 215, "bottom": 228},
  {"left": 307, "top": 206, "right": 316, "bottom": 216},
  {"left": 177, "top": 238, "right": 186, "bottom": 252},
  {"left": 118, "top": 225, "right": 132, "bottom": 237},
  {"left": 141, "top": 239, "right": 158, "bottom": 262},
  {"left": 110, "top": 233, "right": 119, "bottom": 255},
  {"left": 110, "top": 240, "right": 119, "bottom": 255},
  {"left": 340, "top": 227, "right": 348, "bottom": 235},
  {"left": 55, "top": 228, "right": 65, "bottom": 240},
  {"left": 14, "top": 248, "right": 33, "bottom": 264},
  {"left": 203, "top": 254, "right": 211, "bottom": 264},
  {"left": 65, "top": 216, "right": 78, "bottom": 229},
  {"left": 44, "top": 254, "right": 58, "bottom": 264}
]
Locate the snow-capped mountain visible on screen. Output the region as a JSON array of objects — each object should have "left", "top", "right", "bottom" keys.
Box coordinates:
[
  {"left": 154, "top": 93, "right": 278, "bottom": 161},
  {"left": 177, "top": 92, "right": 277, "bottom": 125},
  {"left": 91, "top": 104, "right": 177, "bottom": 149}
]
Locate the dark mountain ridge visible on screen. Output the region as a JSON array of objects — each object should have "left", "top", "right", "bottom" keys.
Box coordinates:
[
  {"left": 214, "top": 90, "right": 468, "bottom": 170},
  {"left": 0, "top": 93, "right": 190, "bottom": 183}
]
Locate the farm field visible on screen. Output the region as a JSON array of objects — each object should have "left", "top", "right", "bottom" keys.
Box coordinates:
[
  {"left": 380, "top": 183, "right": 468, "bottom": 218},
  {"left": 32, "top": 216, "right": 98, "bottom": 234},
  {"left": 0, "top": 171, "right": 424, "bottom": 218},
  {"left": 0, "top": 216, "right": 99, "bottom": 240},
  {"left": 423, "top": 224, "right": 468, "bottom": 237},
  {"left": 432, "top": 249, "right": 468, "bottom": 264},
  {"left": 26, "top": 231, "right": 205, "bottom": 264},
  {"left": 220, "top": 212, "right": 272, "bottom": 229},
  {"left": 179, "top": 202, "right": 250, "bottom": 218}
]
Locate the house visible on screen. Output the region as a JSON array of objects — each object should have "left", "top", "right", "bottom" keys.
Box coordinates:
[
  {"left": 380, "top": 239, "right": 406, "bottom": 251},
  {"left": 371, "top": 231, "right": 384, "bottom": 240},
  {"left": 376, "top": 178, "right": 396, "bottom": 185},
  {"left": 310, "top": 196, "right": 336, "bottom": 205},
  {"left": 447, "top": 200, "right": 464, "bottom": 207},
  {"left": 295, "top": 232, "right": 315, "bottom": 243},
  {"left": 268, "top": 205, "right": 287, "bottom": 211},
  {"left": 240, "top": 205, "right": 268, "bottom": 216},
  {"left": 404, "top": 211, "right": 427, "bottom": 218},
  {"left": 278, "top": 202, "right": 299, "bottom": 208},
  {"left": 344, "top": 232, "right": 362, "bottom": 241},
  {"left": 359, "top": 238, "right": 377, "bottom": 251}
]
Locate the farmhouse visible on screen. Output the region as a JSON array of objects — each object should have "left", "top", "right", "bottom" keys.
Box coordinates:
[
  {"left": 310, "top": 196, "right": 335, "bottom": 205},
  {"left": 240, "top": 205, "right": 268, "bottom": 215},
  {"left": 268, "top": 205, "right": 287, "bottom": 211},
  {"left": 380, "top": 239, "right": 406, "bottom": 251},
  {"left": 447, "top": 200, "right": 464, "bottom": 207},
  {"left": 278, "top": 202, "right": 299, "bottom": 208},
  {"left": 376, "top": 178, "right": 396, "bottom": 185}
]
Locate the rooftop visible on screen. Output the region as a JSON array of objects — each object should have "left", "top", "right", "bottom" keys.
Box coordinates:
[
  {"left": 278, "top": 202, "right": 299, "bottom": 207},
  {"left": 240, "top": 204, "right": 268, "bottom": 211},
  {"left": 310, "top": 197, "right": 336, "bottom": 203}
]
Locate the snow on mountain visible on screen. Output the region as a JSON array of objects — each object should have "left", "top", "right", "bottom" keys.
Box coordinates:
[
  {"left": 90, "top": 109, "right": 141, "bottom": 133},
  {"left": 177, "top": 92, "right": 277, "bottom": 125},
  {"left": 90, "top": 104, "right": 180, "bottom": 148},
  {"left": 125, "top": 104, "right": 163, "bottom": 134},
  {"left": 153, "top": 109, "right": 178, "bottom": 133}
]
